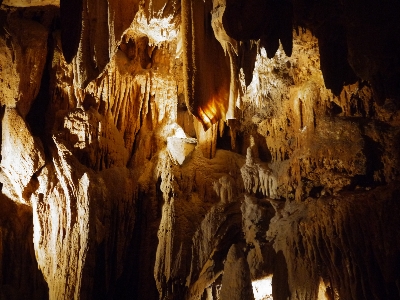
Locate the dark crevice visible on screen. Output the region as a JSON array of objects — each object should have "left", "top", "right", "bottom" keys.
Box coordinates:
[
  {"left": 0, "top": 194, "right": 49, "bottom": 300},
  {"left": 329, "top": 101, "right": 343, "bottom": 115},
  {"left": 26, "top": 29, "right": 54, "bottom": 160},
  {"left": 350, "top": 135, "right": 385, "bottom": 189},
  {"left": 129, "top": 183, "right": 163, "bottom": 299},
  {"left": 60, "top": 0, "right": 83, "bottom": 63},
  {"left": 129, "top": 190, "right": 146, "bottom": 298},
  {"left": 272, "top": 250, "right": 290, "bottom": 300},
  {"left": 0, "top": 105, "right": 5, "bottom": 163},
  {"left": 309, "top": 185, "right": 324, "bottom": 198},
  {"left": 92, "top": 241, "right": 107, "bottom": 300},
  {"left": 216, "top": 126, "right": 233, "bottom": 151}
]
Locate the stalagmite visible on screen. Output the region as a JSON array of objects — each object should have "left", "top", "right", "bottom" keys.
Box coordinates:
[{"left": 220, "top": 244, "right": 255, "bottom": 300}]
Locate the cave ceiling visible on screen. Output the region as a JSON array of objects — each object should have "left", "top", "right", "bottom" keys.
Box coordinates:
[{"left": 58, "top": 0, "right": 400, "bottom": 127}]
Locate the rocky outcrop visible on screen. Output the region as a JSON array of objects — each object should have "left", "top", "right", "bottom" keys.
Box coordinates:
[
  {"left": 0, "top": 108, "right": 45, "bottom": 203},
  {"left": 219, "top": 244, "right": 255, "bottom": 300},
  {"left": 267, "top": 184, "right": 400, "bottom": 299},
  {"left": 0, "top": 7, "right": 49, "bottom": 116}
]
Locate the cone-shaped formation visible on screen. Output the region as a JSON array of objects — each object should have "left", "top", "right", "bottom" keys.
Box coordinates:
[{"left": 220, "top": 244, "right": 255, "bottom": 300}]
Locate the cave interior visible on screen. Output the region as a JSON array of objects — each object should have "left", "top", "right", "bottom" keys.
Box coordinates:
[{"left": 1, "top": 0, "right": 400, "bottom": 299}]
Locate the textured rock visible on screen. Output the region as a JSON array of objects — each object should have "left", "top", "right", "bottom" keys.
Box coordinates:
[
  {"left": 241, "top": 147, "right": 277, "bottom": 198},
  {"left": 181, "top": 0, "right": 231, "bottom": 129},
  {"left": 220, "top": 244, "right": 255, "bottom": 300},
  {"left": 3, "top": 0, "right": 58, "bottom": 6},
  {"left": 0, "top": 11, "right": 48, "bottom": 117},
  {"left": 61, "top": 0, "right": 141, "bottom": 86},
  {"left": 267, "top": 184, "right": 400, "bottom": 299},
  {"left": 0, "top": 108, "right": 45, "bottom": 203},
  {"left": 31, "top": 136, "right": 138, "bottom": 299},
  {"left": 167, "top": 135, "right": 196, "bottom": 165},
  {"left": 32, "top": 142, "right": 91, "bottom": 299}
]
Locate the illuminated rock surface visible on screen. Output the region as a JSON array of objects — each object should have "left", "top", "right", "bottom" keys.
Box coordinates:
[{"left": 1, "top": 1, "right": 400, "bottom": 300}]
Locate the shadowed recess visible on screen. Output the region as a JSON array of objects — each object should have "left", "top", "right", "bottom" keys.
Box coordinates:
[
  {"left": 316, "top": 22, "right": 358, "bottom": 96},
  {"left": 223, "top": 0, "right": 293, "bottom": 58},
  {"left": 60, "top": 0, "right": 83, "bottom": 63}
]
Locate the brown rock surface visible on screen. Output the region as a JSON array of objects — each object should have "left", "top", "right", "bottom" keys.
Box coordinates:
[
  {"left": 219, "top": 244, "right": 255, "bottom": 300},
  {"left": 0, "top": 9, "right": 49, "bottom": 117}
]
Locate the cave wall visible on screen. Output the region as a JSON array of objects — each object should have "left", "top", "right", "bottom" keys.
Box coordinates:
[{"left": 1, "top": 1, "right": 400, "bottom": 300}]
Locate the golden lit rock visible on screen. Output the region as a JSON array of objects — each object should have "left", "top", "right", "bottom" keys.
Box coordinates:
[
  {"left": 0, "top": 14, "right": 48, "bottom": 117},
  {"left": 181, "top": 0, "right": 231, "bottom": 129},
  {"left": 0, "top": 109, "right": 45, "bottom": 203},
  {"left": 220, "top": 244, "right": 255, "bottom": 300},
  {"left": 3, "top": 0, "right": 58, "bottom": 6}
]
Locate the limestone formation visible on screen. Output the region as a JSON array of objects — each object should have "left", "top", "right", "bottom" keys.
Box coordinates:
[
  {"left": 1, "top": 1, "right": 400, "bottom": 300},
  {"left": 241, "top": 147, "right": 277, "bottom": 198},
  {"left": 0, "top": 109, "right": 45, "bottom": 203},
  {"left": 219, "top": 244, "right": 255, "bottom": 300}
]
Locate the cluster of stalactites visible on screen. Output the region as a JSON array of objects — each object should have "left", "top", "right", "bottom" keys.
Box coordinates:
[
  {"left": 181, "top": 0, "right": 292, "bottom": 130},
  {"left": 241, "top": 147, "right": 277, "bottom": 198},
  {"left": 213, "top": 175, "right": 236, "bottom": 203}
]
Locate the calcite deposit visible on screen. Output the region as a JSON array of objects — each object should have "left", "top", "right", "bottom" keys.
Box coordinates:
[{"left": 1, "top": 0, "right": 400, "bottom": 300}]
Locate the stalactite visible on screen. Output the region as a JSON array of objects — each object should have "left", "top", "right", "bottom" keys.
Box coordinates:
[
  {"left": 181, "top": 0, "right": 231, "bottom": 129},
  {"left": 241, "top": 147, "right": 278, "bottom": 198}
]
